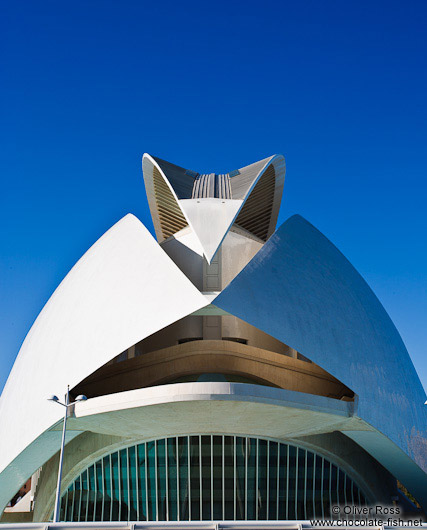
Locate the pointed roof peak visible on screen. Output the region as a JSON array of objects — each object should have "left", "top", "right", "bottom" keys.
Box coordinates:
[{"left": 142, "top": 153, "right": 286, "bottom": 258}]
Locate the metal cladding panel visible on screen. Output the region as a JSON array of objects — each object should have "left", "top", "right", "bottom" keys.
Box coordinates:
[
  {"left": 151, "top": 156, "right": 195, "bottom": 199},
  {"left": 214, "top": 215, "right": 427, "bottom": 500},
  {"left": 230, "top": 156, "right": 274, "bottom": 199},
  {"left": 0, "top": 214, "right": 208, "bottom": 512}
]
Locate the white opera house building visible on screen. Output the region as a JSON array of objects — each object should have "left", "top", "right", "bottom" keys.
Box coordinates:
[{"left": 0, "top": 154, "right": 426, "bottom": 524}]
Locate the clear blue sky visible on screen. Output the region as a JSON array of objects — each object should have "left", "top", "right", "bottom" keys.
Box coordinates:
[{"left": 1, "top": 0, "right": 426, "bottom": 394}]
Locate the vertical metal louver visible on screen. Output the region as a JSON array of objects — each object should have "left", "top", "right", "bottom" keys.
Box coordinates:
[
  {"left": 58, "top": 435, "right": 368, "bottom": 522},
  {"left": 152, "top": 166, "right": 188, "bottom": 239},
  {"left": 192, "top": 174, "right": 232, "bottom": 199},
  {"left": 234, "top": 165, "right": 276, "bottom": 241}
]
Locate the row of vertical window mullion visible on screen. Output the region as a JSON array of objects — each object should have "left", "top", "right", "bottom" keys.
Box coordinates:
[
  {"left": 85, "top": 469, "right": 89, "bottom": 521},
  {"left": 338, "top": 467, "right": 343, "bottom": 509},
  {"left": 144, "top": 444, "right": 148, "bottom": 521},
  {"left": 92, "top": 464, "right": 97, "bottom": 522},
  {"left": 329, "top": 462, "right": 332, "bottom": 517},
  {"left": 187, "top": 436, "right": 191, "bottom": 521},
  {"left": 176, "top": 437, "right": 180, "bottom": 522},
  {"left": 199, "top": 435, "right": 202, "bottom": 520},
  {"left": 135, "top": 445, "right": 139, "bottom": 521},
  {"left": 222, "top": 435, "right": 225, "bottom": 521},
  {"left": 211, "top": 435, "right": 214, "bottom": 521},
  {"left": 157, "top": 441, "right": 160, "bottom": 521},
  {"left": 351, "top": 477, "right": 355, "bottom": 517},
  {"left": 294, "top": 447, "right": 298, "bottom": 521},
  {"left": 320, "top": 457, "right": 324, "bottom": 520},
  {"left": 304, "top": 449, "right": 308, "bottom": 520},
  {"left": 285, "top": 445, "right": 289, "bottom": 520},
  {"left": 70, "top": 482, "right": 74, "bottom": 522},
  {"left": 63, "top": 487, "right": 68, "bottom": 521},
  {"left": 119, "top": 451, "right": 122, "bottom": 521},
  {"left": 59, "top": 436, "right": 369, "bottom": 522},
  {"left": 312, "top": 453, "right": 316, "bottom": 520},
  {"left": 99, "top": 461, "right": 104, "bottom": 521},
  {"left": 266, "top": 440, "right": 269, "bottom": 520},
  {"left": 127, "top": 448, "right": 131, "bottom": 521},
  {"left": 234, "top": 436, "right": 237, "bottom": 520},
  {"left": 77, "top": 474, "right": 82, "bottom": 521},
  {"left": 276, "top": 443, "right": 280, "bottom": 521},
  {"left": 245, "top": 438, "right": 248, "bottom": 521},
  {"left": 108, "top": 454, "right": 112, "bottom": 521},
  {"left": 255, "top": 438, "right": 259, "bottom": 521},
  {"left": 344, "top": 472, "right": 347, "bottom": 511}
]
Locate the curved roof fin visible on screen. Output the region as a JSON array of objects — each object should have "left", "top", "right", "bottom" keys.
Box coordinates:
[{"left": 142, "top": 153, "right": 286, "bottom": 262}]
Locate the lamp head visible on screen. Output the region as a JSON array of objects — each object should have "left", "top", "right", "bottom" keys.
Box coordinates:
[
  {"left": 75, "top": 394, "right": 87, "bottom": 402},
  {"left": 47, "top": 395, "right": 59, "bottom": 402}
]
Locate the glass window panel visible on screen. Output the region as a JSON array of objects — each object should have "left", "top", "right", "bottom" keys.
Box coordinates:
[
  {"left": 178, "top": 437, "right": 189, "bottom": 520},
  {"left": 95, "top": 461, "right": 103, "bottom": 521},
  {"left": 246, "top": 438, "right": 256, "bottom": 520},
  {"left": 277, "top": 443, "right": 288, "bottom": 520},
  {"left": 119, "top": 449, "right": 129, "bottom": 521},
  {"left": 157, "top": 439, "right": 167, "bottom": 520},
  {"left": 201, "top": 436, "right": 212, "bottom": 521},
  {"left": 212, "top": 435, "right": 223, "bottom": 520},
  {"left": 86, "top": 465, "right": 95, "bottom": 521},
  {"left": 167, "top": 438, "right": 178, "bottom": 521},
  {"left": 137, "top": 443, "right": 147, "bottom": 520},
  {"left": 111, "top": 452, "right": 120, "bottom": 520},
  {"left": 71, "top": 481, "right": 79, "bottom": 522},
  {"left": 304, "top": 451, "right": 314, "bottom": 519},
  {"left": 314, "top": 454, "right": 324, "bottom": 519},
  {"left": 80, "top": 470, "right": 88, "bottom": 521},
  {"left": 257, "top": 439, "right": 267, "bottom": 520},
  {"left": 59, "top": 489, "right": 67, "bottom": 521},
  {"left": 338, "top": 469, "right": 345, "bottom": 507},
  {"left": 296, "top": 448, "right": 306, "bottom": 519},
  {"left": 146, "top": 441, "right": 156, "bottom": 521},
  {"left": 268, "top": 441, "right": 278, "bottom": 520},
  {"left": 224, "top": 436, "right": 234, "bottom": 520},
  {"left": 189, "top": 436, "right": 200, "bottom": 520},
  {"left": 329, "top": 464, "right": 338, "bottom": 511},
  {"left": 236, "top": 437, "right": 245, "bottom": 520},
  {"left": 128, "top": 446, "right": 138, "bottom": 520},
  {"left": 287, "top": 445, "right": 296, "bottom": 520},
  {"left": 103, "top": 455, "right": 112, "bottom": 521}
]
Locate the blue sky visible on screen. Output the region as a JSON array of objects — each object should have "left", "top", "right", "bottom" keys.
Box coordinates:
[{"left": 1, "top": 0, "right": 426, "bottom": 394}]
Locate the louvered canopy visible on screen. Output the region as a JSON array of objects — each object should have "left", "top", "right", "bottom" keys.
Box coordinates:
[{"left": 142, "top": 153, "right": 286, "bottom": 261}]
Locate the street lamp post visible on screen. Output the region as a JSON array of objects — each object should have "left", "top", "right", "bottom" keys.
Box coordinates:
[{"left": 48, "top": 386, "right": 87, "bottom": 522}]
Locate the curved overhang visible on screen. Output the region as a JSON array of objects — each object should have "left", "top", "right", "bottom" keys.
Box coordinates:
[
  {"left": 0, "top": 214, "right": 209, "bottom": 513},
  {"left": 214, "top": 214, "right": 427, "bottom": 508},
  {"left": 72, "top": 339, "right": 354, "bottom": 401},
  {"left": 142, "top": 153, "right": 286, "bottom": 263},
  {"left": 68, "top": 382, "right": 359, "bottom": 438}
]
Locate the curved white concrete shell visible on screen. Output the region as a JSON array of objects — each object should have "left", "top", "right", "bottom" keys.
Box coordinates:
[
  {"left": 1, "top": 152, "right": 426, "bottom": 522},
  {"left": 215, "top": 214, "right": 427, "bottom": 507},
  {"left": 0, "top": 214, "right": 208, "bottom": 512}
]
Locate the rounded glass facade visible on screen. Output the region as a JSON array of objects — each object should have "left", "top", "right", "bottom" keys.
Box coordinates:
[{"left": 59, "top": 435, "right": 368, "bottom": 522}]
